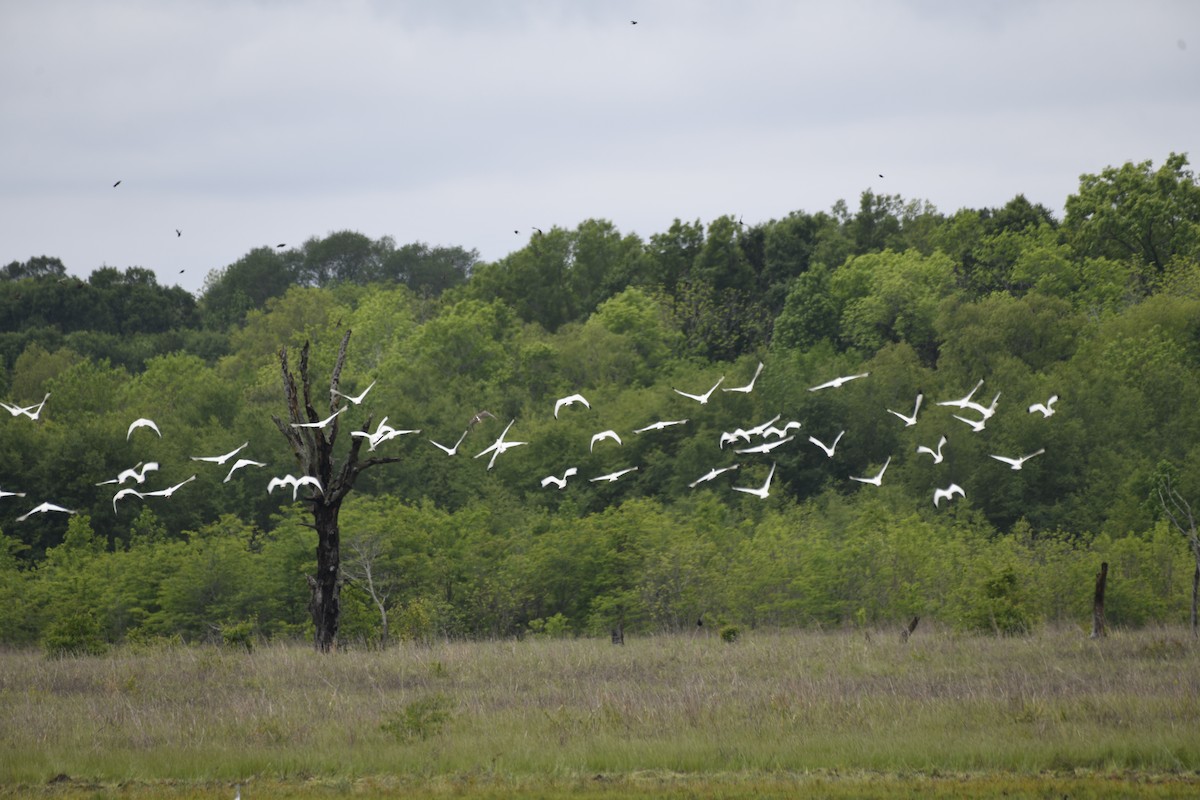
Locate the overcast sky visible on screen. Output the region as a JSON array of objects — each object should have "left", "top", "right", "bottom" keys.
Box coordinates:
[{"left": 1, "top": 0, "right": 1196, "bottom": 296}]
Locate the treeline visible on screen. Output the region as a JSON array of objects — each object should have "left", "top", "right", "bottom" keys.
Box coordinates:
[{"left": 1, "top": 153, "right": 1199, "bottom": 650}]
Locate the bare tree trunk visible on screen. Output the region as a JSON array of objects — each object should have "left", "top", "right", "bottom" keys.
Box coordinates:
[
  {"left": 308, "top": 503, "right": 343, "bottom": 652},
  {"left": 1090, "top": 561, "right": 1108, "bottom": 639},
  {"left": 1192, "top": 562, "right": 1199, "bottom": 638},
  {"left": 273, "top": 332, "right": 402, "bottom": 653}
]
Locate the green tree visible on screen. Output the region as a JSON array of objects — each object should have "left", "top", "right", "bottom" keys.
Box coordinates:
[{"left": 1064, "top": 153, "right": 1200, "bottom": 280}]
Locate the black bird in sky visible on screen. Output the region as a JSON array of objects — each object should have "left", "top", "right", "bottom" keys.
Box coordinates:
[
  {"left": 176, "top": 229, "right": 182, "bottom": 237},
  {"left": 112, "top": 180, "right": 121, "bottom": 187},
  {"left": 276, "top": 243, "right": 286, "bottom": 248},
  {"left": 631, "top": 20, "right": 637, "bottom": 25}
]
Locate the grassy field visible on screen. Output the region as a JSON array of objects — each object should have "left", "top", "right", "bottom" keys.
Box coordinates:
[{"left": 2, "top": 625, "right": 1198, "bottom": 798}]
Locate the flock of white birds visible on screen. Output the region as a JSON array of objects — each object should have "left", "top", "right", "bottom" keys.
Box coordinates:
[{"left": 0, "top": 361, "right": 1060, "bottom": 526}]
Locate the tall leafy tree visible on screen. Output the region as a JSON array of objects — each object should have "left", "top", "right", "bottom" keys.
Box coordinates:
[{"left": 1064, "top": 153, "right": 1200, "bottom": 278}]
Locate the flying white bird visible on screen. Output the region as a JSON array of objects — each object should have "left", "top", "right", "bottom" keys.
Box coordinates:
[
  {"left": 673, "top": 376, "right": 725, "bottom": 404},
  {"left": 351, "top": 417, "right": 396, "bottom": 450},
  {"left": 590, "top": 430, "right": 623, "bottom": 451},
  {"left": 952, "top": 413, "right": 988, "bottom": 433},
  {"left": 937, "top": 379, "right": 984, "bottom": 409},
  {"left": 808, "top": 372, "right": 869, "bottom": 391},
  {"left": 989, "top": 448, "right": 1046, "bottom": 470},
  {"left": 143, "top": 475, "right": 196, "bottom": 498},
  {"left": 719, "top": 429, "right": 752, "bottom": 449},
  {"left": 1028, "top": 395, "right": 1059, "bottom": 418},
  {"left": 473, "top": 420, "right": 527, "bottom": 469},
  {"left": 96, "top": 461, "right": 159, "bottom": 486},
  {"left": 333, "top": 380, "right": 376, "bottom": 405},
  {"left": 633, "top": 419, "right": 688, "bottom": 434},
  {"left": 127, "top": 418, "right": 161, "bottom": 440},
  {"left": 553, "top": 393, "right": 591, "bottom": 418},
  {"left": 745, "top": 414, "right": 782, "bottom": 437},
  {"left": 933, "top": 483, "right": 965, "bottom": 507},
  {"left": 723, "top": 361, "right": 764, "bottom": 393},
  {"left": 850, "top": 456, "right": 891, "bottom": 486},
  {"left": 268, "top": 474, "right": 323, "bottom": 501},
  {"left": 961, "top": 391, "right": 1001, "bottom": 420},
  {"left": 0, "top": 486, "right": 26, "bottom": 500},
  {"left": 368, "top": 427, "right": 421, "bottom": 449},
  {"left": 111, "top": 487, "right": 144, "bottom": 513},
  {"left": 0, "top": 393, "right": 50, "bottom": 420},
  {"left": 590, "top": 466, "right": 639, "bottom": 483},
  {"left": 429, "top": 429, "right": 469, "bottom": 455},
  {"left": 16, "top": 501, "right": 77, "bottom": 522},
  {"left": 762, "top": 421, "right": 802, "bottom": 439},
  {"left": 807, "top": 430, "right": 845, "bottom": 458},
  {"left": 224, "top": 459, "right": 267, "bottom": 482},
  {"left": 735, "top": 435, "right": 794, "bottom": 455},
  {"left": 291, "top": 407, "right": 345, "bottom": 430},
  {"left": 887, "top": 393, "right": 923, "bottom": 427},
  {"left": 916, "top": 435, "right": 948, "bottom": 464},
  {"left": 191, "top": 442, "right": 249, "bottom": 464},
  {"left": 732, "top": 462, "right": 777, "bottom": 500},
  {"left": 688, "top": 464, "right": 739, "bottom": 488},
  {"left": 540, "top": 467, "right": 578, "bottom": 489}
]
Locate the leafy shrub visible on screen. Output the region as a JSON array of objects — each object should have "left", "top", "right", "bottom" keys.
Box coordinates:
[
  {"left": 42, "top": 608, "right": 108, "bottom": 658},
  {"left": 380, "top": 694, "right": 453, "bottom": 743}
]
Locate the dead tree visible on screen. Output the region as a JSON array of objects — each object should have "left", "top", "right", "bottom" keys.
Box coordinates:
[
  {"left": 1156, "top": 467, "right": 1200, "bottom": 638},
  {"left": 272, "top": 331, "right": 401, "bottom": 652},
  {"left": 1090, "top": 562, "right": 1108, "bottom": 639},
  {"left": 342, "top": 533, "right": 399, "bottom": 649}
]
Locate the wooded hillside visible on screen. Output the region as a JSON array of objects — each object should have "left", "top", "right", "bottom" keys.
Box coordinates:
[{"left": 2, "top": 153, "right": 1199, "bottom": 650}]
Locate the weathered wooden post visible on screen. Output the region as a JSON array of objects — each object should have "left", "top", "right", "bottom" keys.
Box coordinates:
[{"left": 1090, "top": 561, "right": 1108, "bottom": 639}]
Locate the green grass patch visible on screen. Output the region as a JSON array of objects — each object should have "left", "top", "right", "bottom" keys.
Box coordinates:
[{"left": 1, "top": 626, "right": 1198, "bottom": 797}]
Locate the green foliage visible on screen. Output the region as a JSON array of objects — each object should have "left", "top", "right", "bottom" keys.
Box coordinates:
[
  {"left": 6, "top": 153, "right": 1200, "bottom": 645},
  {"left": 380, "top": 694, "right": 453, "bottom": 743},
  {"left": 42, "top": 607, "right": 108, "bottom": 657}
]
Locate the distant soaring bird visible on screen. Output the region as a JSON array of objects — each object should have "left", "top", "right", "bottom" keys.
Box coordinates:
[
  {"left": 126, "top": 418, "right": 161, "bottom": 440},
  {"left": 734, "top": 435, "right": 793, "bottom": 455},
  {"left": 224, "top": 459, "right": 267, "bottom": 483},
  {"left": 850, "top": 457, "right": 891, "bottom": 487},
  {"left": 143, "top": 475, "right": 196, "bottom": 498},
  {"left": 540, "top": 467, "right": 578, "bottom": 489},
  {"left": 17, "top": 501, "right": 76, "bottom": 522},
  {"left": 291, "top": 407, "right": 344, "bottom": 430},
  {"left": 937, "top": 379, "right": 984, "bottom": 410},
  {"left": 723, "top": 361, "right": 764, "bottom": 394},
  {"left": 191, "top": 442, "right": 249, "bottom": 465},
  {"left": 989, "top": 449, "right": 1046, "bottom": 470},
  {"left": 553, "top": 393, "right": 590, "bottom": 418},
  {"left": 0, "top": 487, "right": 27, "bottom": 500},
  {"left": 113, "top": 180, "right": 121, "bottom": 187},
  {"left": 887, "top": 392, "right": 923, "bottom": 427},
  {"left": 1028, "top": 395, "right": 1059, "bottom": 418},
  {"left": 916, "top": 435, "right": 948, "bottom": 464},
  {"left": 176, "top": 229, "right": 182, "bottom": 237},
  {"left": 688, "top": 464, "right": 739, "bottom": 488},
  {"left": 732, "top": 462, "right": 776, "bottom": 500},
  {"left": 268, "top": 474, "right": 323, "bottom": 501},
  {"left": 807, "top": 430, "right": 845, "bottom": 458},
  {"left": 633, "top": 419, "right": 688, "bottom": 434},
  {"left": 808, "top": 372, "right": 869, "bottom": 391},
  {"left": 429, "top": 430, "right": 469, "bottom": 456},
  {"left": 590, "top": 430, "right": 622, "bottom": 451},
  {"left": 933, "top": 483, "right": 965, "bottom": 507},
  {"left": 673, "top": 376, "right": 725, "bottom": 404},
  {"left": 333, "top": 380, "right": 376, "bottom": 405},
  {"left": 952, "top": 413, "right": 988, "bottom": 433},
  {"left": 590, "top": 466, "right": 638, "bottom": 483}
]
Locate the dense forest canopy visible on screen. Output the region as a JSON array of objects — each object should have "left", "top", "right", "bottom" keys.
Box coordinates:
[{"left": 2, "top": 154, "right": 1199, "bottom": 650}]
